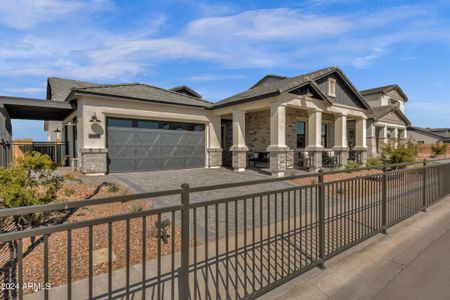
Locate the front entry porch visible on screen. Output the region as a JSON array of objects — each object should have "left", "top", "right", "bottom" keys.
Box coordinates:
[{"left": 219, "top": 100, "right": 368, "bottom": 177}]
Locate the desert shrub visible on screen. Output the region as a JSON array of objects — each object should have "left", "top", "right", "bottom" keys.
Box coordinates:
[
  {"left": 431, "top": 142, "right": 448, "bottom": 157},
  {"left": 63, "top": 188, "right": 75, "bottom": 197},
  {"left": 131, "top": 204, "right": 143, "bottom": 213},
  {"left": 0, "top": 152, "right": 63, "bottom": 230},
  {"left": 382, "top": 141, "right": 417, "bottom": 164},
  {"left": 106, "top": 182, "right": 119, "bottom": 193},
  {"left": 345, "top": 162, "right": 359, "bottom": 170},
  {"left": 367, "top": 156, "right": 383, "bottom": 167}
]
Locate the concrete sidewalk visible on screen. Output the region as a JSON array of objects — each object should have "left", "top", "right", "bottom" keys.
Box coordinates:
[{"left": 260, "top": 194, "right": 450, "bottom": 300}]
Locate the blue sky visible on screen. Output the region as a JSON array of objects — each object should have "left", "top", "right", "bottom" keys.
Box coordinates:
[{"left": 1, "top": 0, "right": 450, "bottom": 140}]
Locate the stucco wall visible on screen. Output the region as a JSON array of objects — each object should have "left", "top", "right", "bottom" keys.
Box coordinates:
[{"left": 408, "top": 130, "right": 440, "bottom": 144}]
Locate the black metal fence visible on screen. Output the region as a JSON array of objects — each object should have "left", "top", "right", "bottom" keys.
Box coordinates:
[
  {"left": 11, "top": 142, "right": 66, "bottom": 166},
  {"left": 1, "top": 161, "right": 450, "bottom": 299}
]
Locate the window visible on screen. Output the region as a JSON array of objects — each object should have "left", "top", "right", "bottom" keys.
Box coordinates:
[
  {"left": 417, "top": 141, "right": 425, "bottom": 144},
  {"left": 322, "top": 124, "right": 328, "bottom": 148},
  {"left": 108, "top": 118, "right": 205, "bottom": 131},
  {"left": 108, "top": 118, "right": 133, "bottom": 127},
  {"left": 296, "top": 121, "right": 306, "bottom": 148},
  {"left": 328, "top": 78, "right": 336, "bottom": 97}
]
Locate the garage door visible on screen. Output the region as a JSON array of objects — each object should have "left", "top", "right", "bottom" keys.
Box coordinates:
[{"left": 107, "top": 118, "right": 205, "bottom": 172}]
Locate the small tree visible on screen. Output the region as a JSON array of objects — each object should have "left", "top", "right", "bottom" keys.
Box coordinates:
[
  {"left": 0, "top": 152, "right": 63, "bottom": 231},
  {"left": 431, "top": 142, "right": 448, "bottom": 157},
  {"left": 382, "top": 140, "right": 417, "bottom": 164}
]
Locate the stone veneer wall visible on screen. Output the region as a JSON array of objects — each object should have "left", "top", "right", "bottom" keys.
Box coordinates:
[
  {"left": 246, "top": 110, "right": 270, "bottom": 152},
  {"left": 286, "top": 108, "right": 309, "bottom": 150}
]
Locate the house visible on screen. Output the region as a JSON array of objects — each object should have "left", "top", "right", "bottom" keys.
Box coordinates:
[
  {"left": 1, "top": 66, "right": 414, "bottom": 177},
  {"left": 408, "top": 127, "right": 450, "bottom": 144},
  {"left": 360, "top": 85, "right": 411, "bottom": 156}
]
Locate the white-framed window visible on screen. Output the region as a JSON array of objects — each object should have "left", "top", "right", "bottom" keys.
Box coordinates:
[{"left": 328, "top": 78, "right": 336, "bottom": 97}]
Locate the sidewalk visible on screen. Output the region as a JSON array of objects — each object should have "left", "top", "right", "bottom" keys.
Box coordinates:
[{"left": 260, "top": 194, "right": 450, "bottom": 300}]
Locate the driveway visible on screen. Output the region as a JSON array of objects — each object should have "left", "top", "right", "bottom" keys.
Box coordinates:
[{"left": 107, "top": 167, "right": 300, "bottom": 207}]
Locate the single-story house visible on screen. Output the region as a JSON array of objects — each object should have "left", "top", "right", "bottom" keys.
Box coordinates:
[
  {"left": 408, "top": 127, "right": 450, "bottom": 144},
  {"left": 0, "top": 66, "right": 413, "bottom": 177}
]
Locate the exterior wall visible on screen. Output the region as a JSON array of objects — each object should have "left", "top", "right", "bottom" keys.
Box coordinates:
[
  {"left": 245, "top": 110, "right": 270, "bottom": 152},
  {"left": 408, "top": 130, "right": 441, "bottom": 144},
  {"left": 286, "top": 108, "right": 309, "bottom": 150},
  {"left": 46, "top": 120, "right": 63, "bottom": 141},
  {"left": 315, "top": 74, "right": 366, "bottom": 109},
  {"left": 76, "top": 95, "right": 221, "bottom": 174},
  {"left": 377, "top": 111, "right": 407, "bottom": 126},
  {"left": 363, "top": 93, "right": 382, "bottom": 108}
]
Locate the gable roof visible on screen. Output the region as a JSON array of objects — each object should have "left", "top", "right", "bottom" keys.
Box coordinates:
[
  {"left": 249, "top": 74, "right": 288, "bottom": 89},
  {"left": 368, "top": 105, "right": 411, "bottom": 126},
  {"left": 170, "top": 85, "right": 202, "bottom": 99},
  {"left": 47, "top": 77, "right": 100, "bottom": 102},
  {"left": 360, "top": 84, "right": 408, "bottom": 102},
  {"left": 214, "top": 67, "right": 371, "bottom": 110},
  {"left": 408, "top": 127, "right": 445, "bottom": 139},
  {"left": 68, "top": 83, "right": 212, "bottom": 108}
]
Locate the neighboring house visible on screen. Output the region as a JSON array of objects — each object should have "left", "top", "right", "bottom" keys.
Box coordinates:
[
  {"left": 1, "top": 66, "right": 412, "bottom": 177},
  {"left": 408, "top": 127, "right": 450, "bottom": 144},
  {"left": 360, "top": 85, "right": 411, "bottom": 156}
]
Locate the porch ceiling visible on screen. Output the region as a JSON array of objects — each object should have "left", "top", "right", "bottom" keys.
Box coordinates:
[{"left": 0, "top": 96, "right": 74, "bottom": 120}]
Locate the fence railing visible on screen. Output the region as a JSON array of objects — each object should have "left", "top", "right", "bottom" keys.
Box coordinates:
[
  {"left": 416, "top": 143, "right": 450, "bottom": 159},
  {"left": 1, "top": 160, "right": 450, "bottom": 299}
]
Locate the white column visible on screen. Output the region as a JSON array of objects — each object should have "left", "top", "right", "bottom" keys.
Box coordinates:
[
  {"left": 230, "top": 110, "right": 248, "bottom": 172},
  {"left": 306, "top": 109, "right": 323, "bottom": 149},
  {"left": 232, "top": 110, "right": 246, "bottom": 147},
  {"left": 355, "top": 118, "right": 367, "bottom": 149},
  {"left": 381, "top": 125, "right": 388, "bottom": 145},
  {"left": 333, "top": 113, "right": 348, "bottom": 149},
  {"left": 207, "top": 115, "right": 222, "bottom": 168},
  {"left": 393, "top": 127, "right": 399, "bottom": 148},
  {"left": 268, "top": 103, "right": 287, "bottom": 148}
]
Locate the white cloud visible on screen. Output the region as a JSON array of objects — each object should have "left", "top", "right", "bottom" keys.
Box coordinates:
[{"left": 0, "top": 0, "right": 111, "bottom": 29}]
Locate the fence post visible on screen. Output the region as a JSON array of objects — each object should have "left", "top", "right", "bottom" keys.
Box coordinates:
[
  {"left": 382, "top": 166, "right": 387, "bottom": 234},
  {"left": 180, "top": 183, "right": 190, "bottom": 300},
  {"left": 422, "top": 159, "right": 427, "bottom": 211},
  {"left": 318, "top": 169, "right": 326, "bottom": 269}
]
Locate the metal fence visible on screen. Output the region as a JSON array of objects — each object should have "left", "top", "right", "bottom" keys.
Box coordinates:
[
  {"left": 11, "top": 142, "right": 66, "bottom": 166},
  {"left": 1, "top": 161, "right": 450, "bottom": 299}
]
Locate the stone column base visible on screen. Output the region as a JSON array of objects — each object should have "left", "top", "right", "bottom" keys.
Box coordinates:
[
  {"left": 80, "top": 148, "right": 108, "bottom": 175},
  {"left": 230, "top": 146, "right": 248, "bottom": 172},
  {"left": 332, "top": 146, "right": 348, "bottom": 167},
  {"left": 354, "top": 147, "right": 368, "bottom": 165},
  {"left": 267, "top": 145, "right": 289, "bottom": 177},
  {"left": 305, "top": 146, "right": 324, "bottom": 171},
  {"left": 207, "top": 148, "right": 222, "bottom": 168}
]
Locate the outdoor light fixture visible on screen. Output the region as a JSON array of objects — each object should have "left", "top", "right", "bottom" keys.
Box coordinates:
[
  {"left": 53, "top": 128, "right": 61, "bottom": 133},
  {"left": 89, "top": 113, "right": 101, "bottom": 123}
]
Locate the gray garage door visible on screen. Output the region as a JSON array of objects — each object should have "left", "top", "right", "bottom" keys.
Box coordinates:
[{"left": 107, "top": 118, "right": 205, "bottom": 173}]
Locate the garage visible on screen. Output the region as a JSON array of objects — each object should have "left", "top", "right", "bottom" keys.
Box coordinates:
[{"left": 107, "top": 117, "right": 205, "bottom": 173}]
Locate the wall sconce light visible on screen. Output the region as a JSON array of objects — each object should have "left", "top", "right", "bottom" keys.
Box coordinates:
[
  {"left": 53, "top": 128, "right": 62, "bottom": 133},
  {"left": 90, "top": 113, "right": 101, "bottom": 123}
]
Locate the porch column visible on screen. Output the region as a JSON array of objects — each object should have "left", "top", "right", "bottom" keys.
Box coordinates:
[
  {"left": 207, "top": 115, "right": 222, "bottom": 169},
  {"left": 366, "top": 120, "right": 377, "bottom": 157},
  {"left": 230, "top": 110, "right": 248, "bottom": 172},
  {"left": 393, "top": 127, "right": 399, "bottom": 148},
  {"left": 332, "top": 113, "right": 348, "bottom": 167},
  {"left": 354, "top": 117, "right": 367, "bottom": 164},
  {"left": 267, "top": 102, "right": 289, "bottom": 177},
  {"left": 305, "top": 109, "right": 324, "bottom": 170}
]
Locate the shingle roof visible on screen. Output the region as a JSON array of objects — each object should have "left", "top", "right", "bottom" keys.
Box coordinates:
[
  {"left": 408, "top": 127, "right": 448, "bottom": 139},
  {"left": 360, "top": 84, "right": 408, "bottom": 101},
  {"left": 47, "top": 77, "right": 100, "bottom": 102},
  {"left": 368, "top": 105, "right": 411, "bottom": 126},
  {"left": 214, "top": 66, "right": 371, "bottom": 110},
  {"left": 169, "top": 85, "right": 203, "bottom": 99},
  {"left": 249, "top": 74, "right": 288, "bottom": 89},
  {"left": 70, "top": 83, "right": 212, "bottom": 108}
]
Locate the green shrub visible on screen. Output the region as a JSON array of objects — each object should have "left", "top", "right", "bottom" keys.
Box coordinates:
[
  {"left": 63, "top": 188, "right": 75, "bottom": 197},
  {"left": 367, "top": 156, "right": 383, "bottom": 167},
  {"left": 106, "top": 182, "right": 119, "bottom": 193},
  {"left": 345, "top": 162, "right": 359, "bottom": 170},
  {"left": 131, "top": 204, "right": 143, "bottom": 213},
  {"left": 0, "top": 152, "right": 63, "bottom": 230},
  {"left": 382, "top": 141, "right": 417, "bottom": 164},
  {"left": 431, "top": 142, "right": 448, "bottom": 157}
]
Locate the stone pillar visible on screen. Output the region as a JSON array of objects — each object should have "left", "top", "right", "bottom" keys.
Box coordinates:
[
  {"left": 332, "top": 113, "right": 348, "bottom": 167},
  {"left": 80, "top": 148, "right": 108, "bottom": 175},
  {"left": 230, "top": 110, "right": 248, "bottom": 172},
  {"left": 305, "top": 109, "right": 324, "bottom": 170},
  {"left": 354, "top": 118, "right": 368, "bottom": 165},
  {"left": 267, "top": 103, "right": 289, "bottom": 177},
  {"left": 207, "top": 115, "right": 222, "bottom": 168}
]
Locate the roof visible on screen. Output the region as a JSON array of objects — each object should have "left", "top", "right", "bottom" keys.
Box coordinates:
[
  {"left": 408, "top": 127, "right": 449, "bottom": 139},
  {"left": 360, "top": 84, "right": 408, "bottom": 102},
  {"left": 68, "top": 83, "right": 212, "bottom": 108},
  {"left": 170, "top": 85, "right": 202, "bottom": 99},
  {"left": 214, "top": 66, "right": 371, "bottom": 110},
  {"left": 47, "top": 77, "right": 100, "bottom": 101},
  {"left": 368, "top": 105, "right": 411, "bottom": 126},
  {"left": 0, "top": 96, "right": 74, "bottom": 120},
  {"left": 249, "top": 74, "right": 288, "bottom": 89}
]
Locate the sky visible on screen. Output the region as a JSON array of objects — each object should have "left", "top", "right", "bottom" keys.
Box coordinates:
[{"left": 1, "top": 0, "right": 450, "bottom": 140}]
